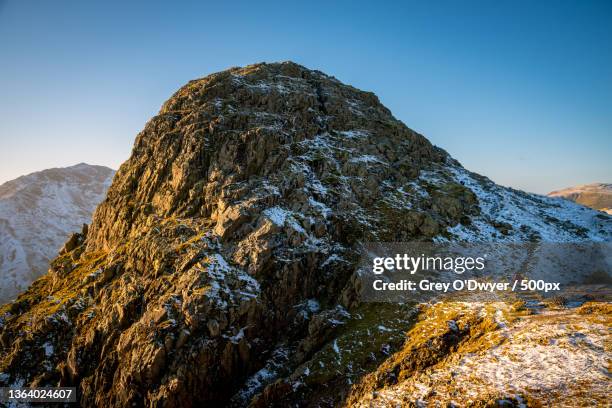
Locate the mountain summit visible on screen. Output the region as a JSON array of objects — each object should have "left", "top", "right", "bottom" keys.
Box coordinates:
[{"left": 0, "top": 62, "right": 610, "bottom": 407}]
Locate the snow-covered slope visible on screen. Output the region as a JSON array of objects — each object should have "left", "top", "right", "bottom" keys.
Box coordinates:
[
  {"left": 444, "top": 167, "right": 612, "bottom": 241},
  {"left": 0, "top": 163, "right": 114, "bottom": 304},
  {"left": 349, "top": 301, "right": 611, "bottom": 407},
  {"left": 548, "top": 182, "right": 612, "bottom": 214}
]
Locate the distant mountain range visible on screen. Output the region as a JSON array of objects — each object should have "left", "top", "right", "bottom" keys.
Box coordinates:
[
  {"left": 548, "top": 183, "right": 612, "bottom": 214},
  {"left": 0, "top": 163, "right": 114, "bottom": 304}
]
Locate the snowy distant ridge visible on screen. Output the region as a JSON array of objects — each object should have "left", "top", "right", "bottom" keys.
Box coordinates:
[{"left": 0, "top": 163, "right": 114, "bottom": 303}]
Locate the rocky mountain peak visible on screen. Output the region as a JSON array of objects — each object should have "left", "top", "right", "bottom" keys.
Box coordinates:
[
  {"left": 87, "top": 61, "right": 454, "bottom": 254},
  {"left": 0, "top": 63, "right": 609, "bottom": 407}
]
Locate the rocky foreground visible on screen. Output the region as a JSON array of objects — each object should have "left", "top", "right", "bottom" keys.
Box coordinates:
[{"left": 0, "top": 62, "right": 610, "bottom": 407}]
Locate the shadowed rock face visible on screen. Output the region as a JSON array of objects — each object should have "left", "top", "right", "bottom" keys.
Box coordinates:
[
  {"left": 0, "top": 62, "right": 610, "bottom": 407},
  {"left": 0, "top": 164, "right": 114, "bottom": 304}
]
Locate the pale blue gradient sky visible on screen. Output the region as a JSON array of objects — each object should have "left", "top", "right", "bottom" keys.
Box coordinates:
[{"left": 0, "top": 0, "right": 610, "bottom": 193}]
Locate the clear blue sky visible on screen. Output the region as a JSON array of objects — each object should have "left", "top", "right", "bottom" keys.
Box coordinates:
[{"left": 0, "top": 0, "right": 610, "bottom": 194}]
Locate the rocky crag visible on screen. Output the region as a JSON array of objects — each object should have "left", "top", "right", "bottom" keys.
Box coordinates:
[
  {"left": 0, "top": 164, "right": 114, "bottom": 304},
  {"left": 0, "top": 62, "right": 610, "bottom": 407}
]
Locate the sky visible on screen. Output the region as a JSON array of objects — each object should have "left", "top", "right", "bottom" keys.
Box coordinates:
[{"left": 0, "top": 0, "right": 610, "bottom": 194}]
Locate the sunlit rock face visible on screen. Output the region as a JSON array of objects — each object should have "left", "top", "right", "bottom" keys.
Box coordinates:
[{"left": 0, "top": 62, "right": 609, "bottom": 407}]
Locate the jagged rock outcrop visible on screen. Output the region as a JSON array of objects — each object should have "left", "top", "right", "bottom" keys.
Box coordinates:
[
  {"left": 0, "top": 62, "right": 610, "bottom": 407},
  {"left": 0, "top": 163, "right": 114, "bottom": 304}
]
